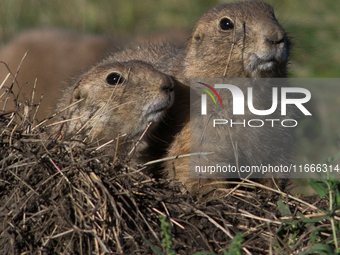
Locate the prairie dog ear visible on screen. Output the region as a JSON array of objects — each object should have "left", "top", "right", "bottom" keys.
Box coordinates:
[
  {"left": 72, "top": 86, "right": 81, "bottom": 101},
  {"left": 192, "top": 25, "right": 204, "bottom": 45},
  {"left": 71, "top": 79, "right": 83, "bottom": 102}
]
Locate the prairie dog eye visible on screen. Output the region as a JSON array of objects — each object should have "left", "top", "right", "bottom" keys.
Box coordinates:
[
  {"left": 219, "top": 17, "right": 234, "bottom": 31},
  {"left": 106, "top": 72, "right": 125, "bottom": 85}
]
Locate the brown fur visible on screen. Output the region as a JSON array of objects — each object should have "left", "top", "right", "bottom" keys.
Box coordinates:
[
  {"left": 57, "top": 60, "right": 175, "bottom": 162},
  {"left": 133, "top": 29, "right": 189, "bottom": 48},
  {"left": 107, "top": 1, "right": 292, "bottom": 195}
]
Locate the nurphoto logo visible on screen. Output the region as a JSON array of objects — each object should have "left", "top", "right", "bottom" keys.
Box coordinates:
[{"left": 197, "top": 81, "right": 312, "bottom": 128}]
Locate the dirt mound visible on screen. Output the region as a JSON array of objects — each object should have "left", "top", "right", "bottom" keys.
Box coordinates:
[{"left": 0, "top": 74, "right": 334, "bottom": 255}]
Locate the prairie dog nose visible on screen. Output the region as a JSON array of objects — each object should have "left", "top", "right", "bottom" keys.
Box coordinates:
[
  {"left": 267, "top": 35, "right": 285, "bottom": 45},
  {"left": 160, "top": 76, "right": 175, "bottom": 93},
  {"left": 264, "top": 24, "right": 285, "bottom": 45}
]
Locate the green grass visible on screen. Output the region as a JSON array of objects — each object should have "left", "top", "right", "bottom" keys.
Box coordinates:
[
  {"left": 0, "top": 0, "right": 219, "bottom": 40},
  {"left": 1, "top": 0, "right": 340, "bottom": 77}
]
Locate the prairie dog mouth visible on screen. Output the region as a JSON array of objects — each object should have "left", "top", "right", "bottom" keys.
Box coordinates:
[
  {"left": 257, "top": 60, "right": 275, "bottom": 71},
  {"left": 144, "top": 93, "right": 174, "bottom": 122},
  {"left": 246, "top": 51, "right": 284, "bottom": 75},
  {"left": 145, "top": 103, "right": 169, "bottom": 123}
]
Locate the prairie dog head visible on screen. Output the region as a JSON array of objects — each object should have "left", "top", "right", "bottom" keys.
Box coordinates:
[
  {"left": 185, "top": 1, "right": 290, "bottom": 78},
  {"left": 63, "top": 60, "right": 174, "bottom": 153}
]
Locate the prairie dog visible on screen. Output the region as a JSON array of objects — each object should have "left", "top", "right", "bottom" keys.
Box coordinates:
[
  {"left": 58, "top": 60, "right": 175, "bottom": 161},
  {"left": 101, "top": 2, "right": 293, "bottom": 194},
  {"left": 167, "top": 2, "right": 292, "bottom": 194}
]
